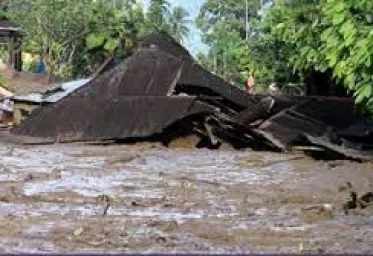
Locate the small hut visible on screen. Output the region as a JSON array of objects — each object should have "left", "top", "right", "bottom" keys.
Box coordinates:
[{"left": 0, "top": 19, "right": 22, "bottom": 71}]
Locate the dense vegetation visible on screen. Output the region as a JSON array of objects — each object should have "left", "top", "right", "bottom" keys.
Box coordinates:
[
  {"left": 0, "top": 0, "right": 190, "bottom": 79},
  {"left": 196, "top": 0, "right": 373, "bottom": 114},
  {"left": 1, "top": 0, "right": 373, "bottom": 113}
]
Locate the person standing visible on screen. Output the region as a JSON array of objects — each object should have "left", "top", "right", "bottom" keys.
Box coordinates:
[
  {"left": 35, "top": 48, "right": 51, "bottom": 74},
  {"left": 246, "top": 73, "right": 255, "bottom": 93},
  {"left": 35, "top": 52, "right": 46, "bottom": 73}
]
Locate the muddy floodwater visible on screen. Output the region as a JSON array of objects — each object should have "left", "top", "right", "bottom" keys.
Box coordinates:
[{"left": 0, "top": 140, "right": 373, "bottom": 253}]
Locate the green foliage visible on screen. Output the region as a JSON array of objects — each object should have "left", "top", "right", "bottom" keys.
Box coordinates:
[
  {"left": 3, "top": 0, "right": 191, "bottom": 79},
  {"left": 169, "top": 7, "right": 191, "bottom": 44},
  {"left": 4, "top": 0, "right": 117, "bottom": 78},
  {"left": 145, "top": 0, "right": 190, "bottom": 44},
  {"left": 0, "top": 74, "right": 12, "bottom": 91},
  {"left": 0, "top": 76, "right": 7, "bottom": 88},
  {"left": 195, "top": 0, "right": 285, "bottom": 87},
  {"left": 0, "top": 8, "right": 7, "bottom": 20},
  {"left": 266, "top": 0, "right": 373, "bottom": 113},
  {"left": 197, "top": 0, "right": 373, "bottom": 114},
  {"left": 86, "top": 34, "right": 106, "bottom": 50},
  {"left": 147, "top": 0, "right": 171, "bottom": 32}
]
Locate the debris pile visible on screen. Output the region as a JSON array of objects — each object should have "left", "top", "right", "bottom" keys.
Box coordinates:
[
  {"left": 339, "top": 182, "right": 373, "bottom": 214},
  {"left": 10, "top": 33, "right": 373, "bottom": 160}
]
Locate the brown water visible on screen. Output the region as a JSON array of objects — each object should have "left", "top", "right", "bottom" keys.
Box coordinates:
[{"left": 0, "top": 141, "right": 373, "bottom": 253}]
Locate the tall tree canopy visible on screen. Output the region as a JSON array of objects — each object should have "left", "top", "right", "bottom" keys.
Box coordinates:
[
  {"left": 1, "top": 0, "right": 190, "bottom": 79},
  {"left": 147, "top": 0, "right": 171, "bottom": 32},
  {"left": 197, "top": 0, "right": 373, "bottom": 114},
  {"left": 146, "top": 0, "right": 190, "bottom": 44},
  {"left": 169, "top": 7, "right": 191, "bottom": 44},
  {"left": 196, "top": 0, "right": 264, "bottom": 86}
]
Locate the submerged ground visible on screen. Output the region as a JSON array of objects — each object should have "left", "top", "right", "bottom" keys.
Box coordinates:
[{"left": 0, "top": 140, "right": 373, "bottom": 253}]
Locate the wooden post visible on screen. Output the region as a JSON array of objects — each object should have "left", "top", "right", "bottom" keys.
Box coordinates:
[
  {"left": 7, "top": 36, "right": 13, "bottom": 67},
  {"left": 8, "top": 35, "right": 22, "bottom": 72},
  {"left": 14, "top": 48, "right": 22, "bottom": 71},
  {"left": 14, "top": 37, "right": 22, "bottom": 71}
]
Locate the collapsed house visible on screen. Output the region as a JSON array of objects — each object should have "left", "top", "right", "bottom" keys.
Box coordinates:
[
  {"left": 6, "top": 56, "right": 118, "bottom": 125},
  {"left": 10, "top": 78, "right": 90, "bottom": 125},
  {"left": 11, "top": 33, "right": 373, "bottom": 161}
]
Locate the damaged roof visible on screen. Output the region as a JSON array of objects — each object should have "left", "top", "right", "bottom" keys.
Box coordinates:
[
  {"left": 11, "top": 33, "right": 373, "bottom": 161},
  {"left": 12, "top": 78, "right": 91, "bottom": 104},
  {"left": 138, "top": 33, "right": 263, "bottom": 109},
  {"left": 14, "top": 96, "right": 217, "bottom": 142},
  {"left": 68, "top": 49, "right": 182, "bottom": 98},
  {"left": 12, "top": 47, "right": 206, "bottom": 141}
]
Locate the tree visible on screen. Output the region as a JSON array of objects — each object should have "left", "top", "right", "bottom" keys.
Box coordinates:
[
  {"left": 265, "top": 0, "right": 373, "bottom": 112},
  {"left": 5, "top": 0, "right": 146, "bottom": 79},
  {"left": 196, "top": 0, "right": 262, "bottom": 38},
  {"left": 196, "top": 0, "right": 263, "bottom": 86},
  {"left": 147, "top": 0, "right": 171, "bottom": 33},
  {"left": 145, "top": 1, "right": 190, "bottom": 45},
  {"left": 169, "top": 7, "right": 190, "bottom": 44},
  {"left": 3, "top": 0, "right": 190, "bottom": 80},
  {"left": 197, "top": 0, "right": 373, "bottom": 113}
]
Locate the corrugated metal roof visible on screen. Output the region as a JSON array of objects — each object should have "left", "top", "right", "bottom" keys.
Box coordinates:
[
  {"left": 12, "top": 78, "right": 91, "bottom": 103},
  {"left": 12, "top": 48, "right": 188, "bottom": 141},
  {"left": 43, "top": 78, "right": 91, "bottom": 103},
  {"left": 138, "top": 33, "right": 262, "bottom": 109},
  {"left": 12, "top": 33, "right": 370, "bottom": 161},
  {"left": 338, "top": 120, "right": 373, "bottom": 138},
  {"left": 257, "top": 98, "right": 358, "bottom": 149},
  {"left": 12, "top": 92, "right": 43, "bottom": 103},
  {"left": 11, "top": 35, "right": 265, "bottom": 144},
  {"left": 13, "top": 96, "right": 216, "bottom": 142},
  {"left": 69, "top": 49, "right": 182, "bottom": 98}
]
